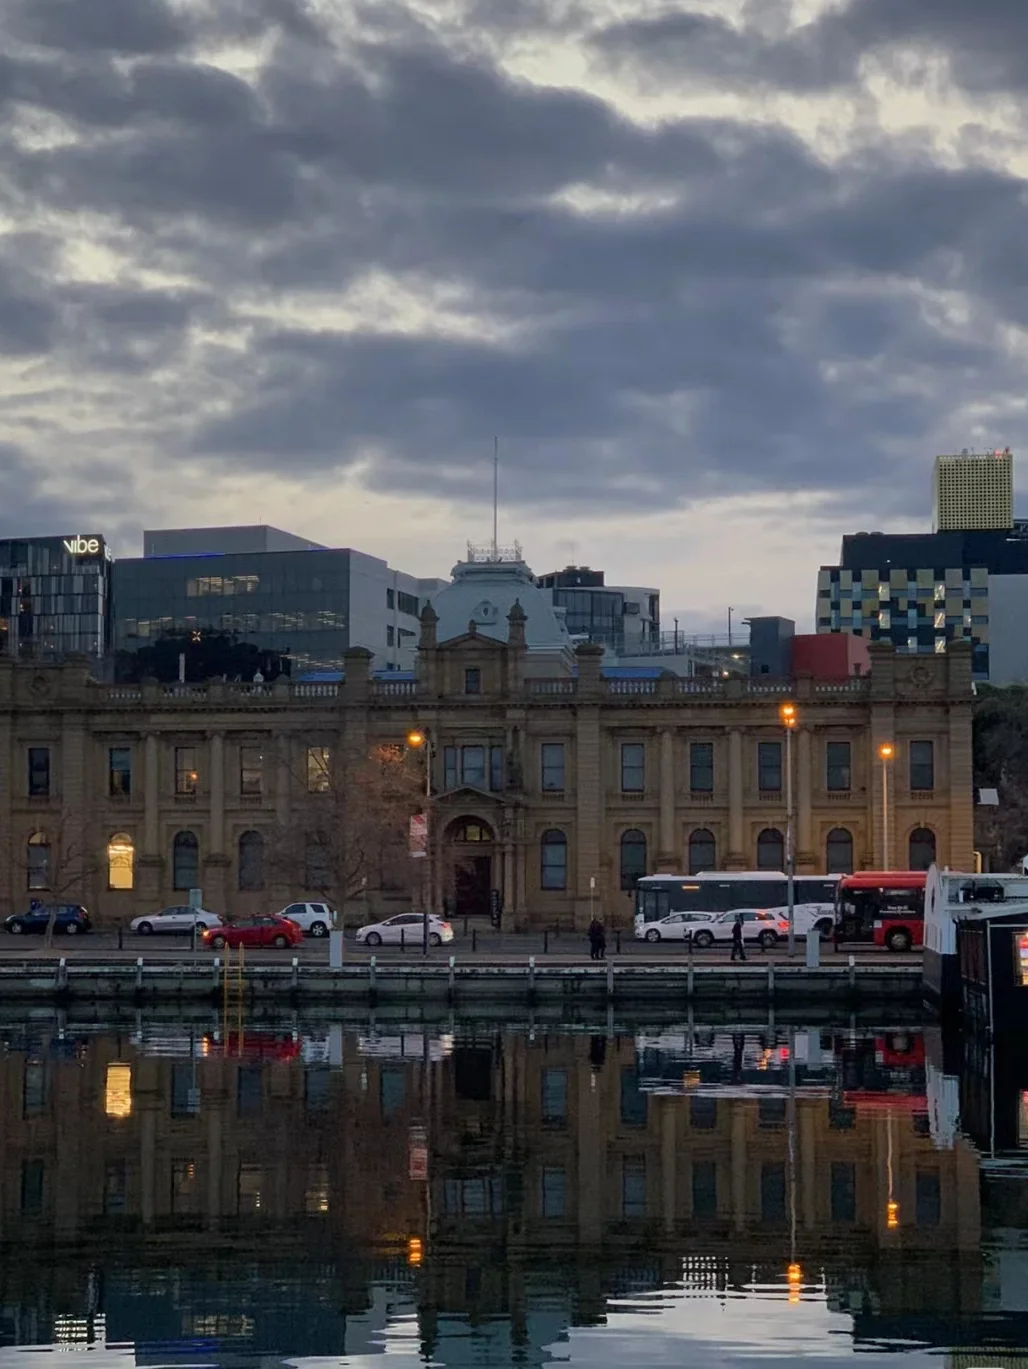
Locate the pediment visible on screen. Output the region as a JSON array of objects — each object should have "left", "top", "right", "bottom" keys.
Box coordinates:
[{"left": 435, "top": 630, "right": 508, "bottom": 652}]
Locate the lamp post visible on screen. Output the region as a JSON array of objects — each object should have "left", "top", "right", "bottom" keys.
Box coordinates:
[
  {"left": 878, "top": 743, "right": 894, "bottom": 870},
  {"left": 407, "top": 729, "right": 433, "bottom": 956},
  {"left": 780, "top": 702, "right": 797, "bottom": 957}
]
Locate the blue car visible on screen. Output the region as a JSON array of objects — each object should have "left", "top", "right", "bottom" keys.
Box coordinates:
[{"left": 5, "top": 904, "right": 92, "bottom": 936}]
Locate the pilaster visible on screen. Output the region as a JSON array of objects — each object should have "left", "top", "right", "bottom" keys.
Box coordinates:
[
  {"left": 657, "top": 728, "right": 676, "bottom": 870},
  {"left": 574, "top": 704, "right": 602, "bottom": 929},
  {"left": 726, "top": 726, "right": 745, "bottom": 868},
  {"left": 797, "top": 726, "right": 815, "bottom": 870},
  {"left": 209, "top": 731, "right": 225, "bottom": 855}
]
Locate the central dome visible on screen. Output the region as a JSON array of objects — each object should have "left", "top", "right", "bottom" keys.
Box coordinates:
[{"left": 430, "top": 552, "right": 572, "bottom": 651}]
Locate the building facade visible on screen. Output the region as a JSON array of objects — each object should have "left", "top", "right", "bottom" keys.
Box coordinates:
[
  {"left": 0, "top": 534, "right": 113, "bottom": 663},
  {"left": 0, "top": 587, "right": 974, "bottom": 928},
  {"left": 933, "top": 450, "right": 1013, "bottom": 532},
  {"left": 536, "top": 565, "right": 660, "bottom": 654},
  {"left": 113, "top": 525, "right": 446, "bottom": 677}
]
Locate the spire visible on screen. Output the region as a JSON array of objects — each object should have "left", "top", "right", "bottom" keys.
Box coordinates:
[
  {"left": 507, "top": 597, "right": 527, "bottom": 647},
  {"left": 418, "top": 600, "right": 438, "bottom": 651}
]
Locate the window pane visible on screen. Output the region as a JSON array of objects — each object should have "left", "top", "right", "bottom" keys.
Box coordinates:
[
  {"left": 541, "top": 831, "right": 567, "bottom": 890},
  {"left": 21, "top": 1160, "right": 44, "bottom": 1215},
  {"left": 689, "top": 830, "right": 716, "bottom": 875},
  {"left": 830, "top": 1161, "right": 856, "bottom": 1223},
  {"left": 305, "top": 1066, "right": 331, "bottom": 1113},
  {"left": 27, "top": 747, "right": 50, "bottom": 798},
  {"left": 175, "top": 747, "right": 197, "bottom": 796},
  {"left": 171, "top": 1062, "right": 199, "bottom": 1117},
  {"left": 757, "top": 829, "right": 785, "bottom": 871},
  {"left": 172, "top": 832, "right": 199, "bottom": 891},
  {"left": 692, "top": 1160, "right": 717, "bottom": 1219},
  {"left": 915, "top": 1170, "right": 941, "bottom": 1227},
  {"left": 109, "top": 747, "right": 132, "bottom": 798},
  {"left": 443, "top": 746, "right": 458, "bottom": 790},
  {"left": 238, "top": 831, "right": 264, "bottom": 892},
  {"left": 758, "top": 742, "right": 782, "bottom": 793},
  {"left": 690, "top": 1095, "right": 717, "bottom": 1130},
  {"left": 620, "top": 1067, "right": 648, "bottom": 1127},
  {"left": 461, "top": 746, "right": 486, "bottom": 787},
  {"left": 171, "top": 1159, "right": 200, "bottom": 1215},
  {"left": 307, "top": 747, "right": 332, "bottom": 793},
  {"left": 541, "top": 1068, "right": 568, "bottom": 1125},
  {"left": 27, "top": 835, "right": 50, "bottom": 890},
  {"left": 760, "top": 1162, "right": 786, "bottom": 1223},
  {"left": 108, "top": 833, "right": 134, "bottom": 891},
  {"left": 910, "top": 740, "right": 935, "bottom": 791},
  {"left": 690, "top": 742, "right": 714, "bottom": 793},
  {"left": 620, "top": 831, "right": 647, "bottom": 891},
  {"left": 380, "top": 1067, "right": 406, "bottom": 1119},
  {"left": 541, "top": 743, "right": 565, "bottom": 792},
  {"left": 236, "top": 1066, "right": 263, "bottom": 1117},
  {"left": 909, "top": 827, "right": 937, "bottom": 871},
  {"left": 240, "top": 746, "right": 263, "bottom": 796},
  {"left": 541, "top": 1166, "right": 566, "bottom": 1218},
  {"left": 23, "top": 1061, "right": 48, "bottom": 1117},
  {"left": 826, "top": 741, "right": 851, "bottom": 792},
  {"left": 622, "top": 1157, "right": 646, "bottom": 1217},
  {"left": 464, "top": 668, "right": 481, "bottom": 695},
  {"left": 826, "top": 828, "right": 854, "bottom": 875},
  {"left": 104, "top": 1161, "right": 127, "bottom": 1215},
  {"left": 621, "top": 743, "right": 645, "bottom": 793}
]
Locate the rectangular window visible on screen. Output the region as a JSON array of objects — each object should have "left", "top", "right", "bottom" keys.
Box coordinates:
[
  {"left": 305, "top": 1066, "right": 331, "bottom": 1113},
  {"left": 386, "top": 625, "right": 394, "bottom": 646},
  {"left": 306, "top": 746, "right": 332, "bottom": 793},
  {"left": 397, "top": 591, "right": 419, "bottom": 616},
  {"left": 27, "top": 747, "right": 50, "bottom": 798},
  {"left": 541, "top": 1166, "right": 566, "bottom": 1219},
  {"left": 386, "top": 588, "right": 395, "bottom": 610},
  {"left": 236, "top": 1066, "right": 263, "bottom": 1117},
  {"left": 541, "top": 1068, "right": 568, "bottom": 1127},
  {"left": 379, "top": 1067, "right": 406, "bottom": 1119},
  {"left": 461, "top": 746, "right": 486, "bottom": 788},
  {"left": 915, "top": 1170, "right": 941, "bottom": 1227},
  {"left": 108, "top": 747, "right": 132, "bottom": 798},
  {"left": 760, "top": 1162, "right": 787, "bottom": 1224},
  {"left": 239, "top": 746, "right": 263, "bottom": 796},
  {"left": 171, "top": 1160, "right": 200, "bottom": 1215},
  {"left": 690, "top": 1095, "right": 718, "bottom": 1130},
  {"left": 23, "top": 1061, "right": 48, "bottom": 1117},
  {"left": 620, "top": 742, "right": 645, "bottom": 793},
  {"left": 690, "top": 742, "right": 714, "bottom": 793},
  {"left": 758, "top": 741, "right": 782, "bottom": 793},
  {"left": 622, "top": 1157, "right": 647, "bottom": 1218},
  {"left": 170, "top": 1063, "right": 199, "bottom": 1117},
  {"left": 620, "top": 1068, "right": 648, "bottom": 1127},
  {"left": 237, "top": 1163, "right": 263, "bottom": 1214},
  {"left": 443, "top": 746, "right": 457, "bottom": 790},
  {"left": 758, "top": 1097, "right": 787, "bottom": 1129},
  {"left": 830, "top": 1161, "right": 856, "bottom": 1223},
  {"left": 910, "top": 740, "right": 935, "bottom": 791},
  {"left": 490, "top": 745, "right": 504, "bottom": 792},
  {"left": 21, "top": 1160, "right": 44, "bottom": 1215},
  {"left": 175, "top": 746, "right": 197, "bottom": 796},
  {"left": 826, "top": 741, "right": 851, "bottom": 792},
  {"left": 692, "top": 1160, "right": 718, "bottom": 1219},
  {"left": 464, "top": 667, "right": 481, "bottom": 695},
  {"left": 104, "top": 1161, "right": 127, "bottom": 1215},
  {"left": 541, "top": 743, "right": 566, "bottom": 792}
]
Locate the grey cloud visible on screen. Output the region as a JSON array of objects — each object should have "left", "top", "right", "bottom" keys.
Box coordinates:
[{"left": 8, "top": 0, "right": 188, "bottom": 55}]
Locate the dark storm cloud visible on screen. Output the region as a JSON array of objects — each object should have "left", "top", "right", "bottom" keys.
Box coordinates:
[{"left": 0, "top": 0, "right": 1026, "bottom": 526}]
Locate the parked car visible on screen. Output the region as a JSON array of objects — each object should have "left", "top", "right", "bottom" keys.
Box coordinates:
[
  {"left": 355, "top": 914, "right": 454, "bottom": 948},
  {"left": 130, "top": 905, "right": 223, "bottom": 936},
  {"left": 5, "top": 904, "right": 92, "bottom": 936},
  {"left": 274, "top": 902, "right": 337, "bottom": 937},
  {"left": 636, "top": 912, "right": 718, "bottom": 943},
  {"left": 694, "top": 908, "right": 789, "bottom": 950},
  {"left": 201, "top": 916, "right": 304, "bottom": 951},
  {"left": 764, "top": 903, "right": 836, "bottom": 939}
]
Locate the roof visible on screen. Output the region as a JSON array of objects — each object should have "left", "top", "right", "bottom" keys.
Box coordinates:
[{"left": 430, "top": 555, "right": 572, "bottom": 650}]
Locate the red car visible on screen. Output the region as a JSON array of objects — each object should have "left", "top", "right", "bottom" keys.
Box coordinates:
[{"left": 201, "top": 916, "right": 304, "bottom": 950}]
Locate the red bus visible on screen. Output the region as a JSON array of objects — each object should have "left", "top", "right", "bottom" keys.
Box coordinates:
[{"left": 833, "top": 871, "right": 927, "bottom": 952}]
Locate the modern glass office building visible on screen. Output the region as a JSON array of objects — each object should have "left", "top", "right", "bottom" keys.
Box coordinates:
[
  {"left": 113, "top": 526, "right": 445, "bottom": 680},
  {"left": 0, "top": 534, "right": 113, "bottom": 661}
]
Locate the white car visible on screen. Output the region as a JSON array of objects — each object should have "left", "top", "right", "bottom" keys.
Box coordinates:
[
  {"left": 355, "top": 914, "right": 454, "bottom": 948},
  {"left": 764, "top": 902, "right": 835, "bottom": 939},
  {"left": 700, "top": 908, "right": 789, "bottom": 949},
  {"left": 275, "top": 902, "right": 338, "bottom": 937},
  {"left": 131, "top": 905, "right": 223, "bottom": 936},
  {"left": 637, "top": 912, "right": 718, "bottom": 943}
]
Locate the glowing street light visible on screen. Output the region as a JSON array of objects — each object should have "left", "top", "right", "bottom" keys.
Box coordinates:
[
  {"left": 779, "top": 702, "right": 797, "bottom": 955},
  {"left": 878, "top": 743, "right": 895, "bottom": 868}
]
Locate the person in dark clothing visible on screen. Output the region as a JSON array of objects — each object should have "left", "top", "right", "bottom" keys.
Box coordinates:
[
  {"left": 588, "top": 917, "right": 606, "bottom": 961},
  {"left": 731, "top": 913, "right": 746, "bottom": 962}
]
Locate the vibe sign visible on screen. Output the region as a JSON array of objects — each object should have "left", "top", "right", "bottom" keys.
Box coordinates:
[{"left": 62, "top": 536, "right": 104, "bottom": 556}]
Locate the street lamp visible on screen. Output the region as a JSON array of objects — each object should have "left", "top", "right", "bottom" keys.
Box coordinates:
[
  {"left": 780, "top": 702, "right": 797, "bottom": 957},
  {"left": 407, "top": 729, "right": 433, "bottom": 956},
  {"left": 878, "top": 743, "right": 894, "bottom": 870}
]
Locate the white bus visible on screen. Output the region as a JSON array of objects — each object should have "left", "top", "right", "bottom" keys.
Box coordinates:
[{"left": 634, "top": 872, "right": 839, "bottom": 937}]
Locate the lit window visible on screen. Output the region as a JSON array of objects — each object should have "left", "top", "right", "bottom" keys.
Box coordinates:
[
  {"left": 104, "top": 1063, "right": 132, "bottom": 1119},
  {"left": 107, "top": 833, "right": 134, "bottom": 890},
  {"left": 306, "top": 747, "right": 332, "bottom": 793}
]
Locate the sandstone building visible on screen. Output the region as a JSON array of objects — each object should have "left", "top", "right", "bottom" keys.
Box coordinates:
[{"left": 0, "top": 553, "right": 974, "bottom": 929}]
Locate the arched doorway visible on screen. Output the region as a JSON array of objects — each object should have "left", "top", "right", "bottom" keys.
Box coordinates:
[{"left": 445, "top": 816, "right": 496, "bottom": 919}]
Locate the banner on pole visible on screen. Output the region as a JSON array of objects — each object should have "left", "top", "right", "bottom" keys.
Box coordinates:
[{"left": 409, "top": 812, "right": 428, "bottom": 858}]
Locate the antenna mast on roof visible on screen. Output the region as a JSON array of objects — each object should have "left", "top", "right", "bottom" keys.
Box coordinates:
[{"left": 492, "top": 436, "right": 499, "bottom": 561}]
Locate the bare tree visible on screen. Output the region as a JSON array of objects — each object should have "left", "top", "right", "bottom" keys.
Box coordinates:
[
  {"left": 20, "top": 816, "right": 101, "bottom": 947},
  {"left": 268, "top": 741, "right": 425, "bottom": 919}
]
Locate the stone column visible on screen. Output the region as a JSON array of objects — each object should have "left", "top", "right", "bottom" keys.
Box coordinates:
[
  {"left": 797, "top": 726, "right": 814, "bottom": 870},
  {"left": 658, "top": 730, "right": 677, "bottom": 870},
  {"left": 727, "top": 728, "right": 745, "bottom": 869},
  {"left": 209, "top": 733, "right": 225, "bottom": 855},
  {"left": 575, "top": 708, "right": 603, "bottom": 929},
  {"left": 143, "top": 735, "right": 159, "bottom": 855},
  {"left": 731, "top": 1101, "right": 747, "bottom": 1231}
]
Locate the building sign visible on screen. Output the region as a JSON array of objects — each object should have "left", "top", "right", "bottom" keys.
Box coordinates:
[
  {"left": 62, "top": 535, "right": 109, "bottom": 559},
  {"left": 409, "top": 813, "right": 428, "bottom": 858},
  {"left": 408, "top": 1126, "right": 428, "bottom": 1181},
  {"left": 1015, "top": 932, "right": 1028, "bottom": 987}
]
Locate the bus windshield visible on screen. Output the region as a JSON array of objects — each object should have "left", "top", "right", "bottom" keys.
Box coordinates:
[{"left": 635, "top": 874, "right": 839, "bottom": 925}]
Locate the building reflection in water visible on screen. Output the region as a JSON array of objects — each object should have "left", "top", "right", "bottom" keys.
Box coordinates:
[{"left": 0, "top": 1021, "right": 994, "bottom": 1364}]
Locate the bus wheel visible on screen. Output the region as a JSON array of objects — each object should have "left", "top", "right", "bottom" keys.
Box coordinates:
[{"left": 886, "top": 928, "right": 912, "bottom": 953}]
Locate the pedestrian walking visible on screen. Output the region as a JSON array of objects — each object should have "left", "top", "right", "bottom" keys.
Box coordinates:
[
  {"left": 730, "top": 912, "right": 746, "bottom": 962},
  {"left": 588, "top": 917, "right": 605, "bottom": 961}
]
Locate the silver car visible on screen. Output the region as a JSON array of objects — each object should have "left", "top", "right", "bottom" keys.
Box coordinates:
[
  {"left": 355, "top": 914, "right": 454, "bottom": 948},
  {"left": 637, "top": 912, "right": 717, "bottom": 943},
  {"left": 130, "top": 905, "right": 223, "bottom": 936}
]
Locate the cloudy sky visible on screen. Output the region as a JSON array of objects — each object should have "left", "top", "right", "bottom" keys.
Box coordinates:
[{"left": 1, "top": 0, "right": 1026, "bottom": 632}]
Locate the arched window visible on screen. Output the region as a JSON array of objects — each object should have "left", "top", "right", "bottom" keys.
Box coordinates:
[
  {"left": 452, "top": 819, "right": 491, "bottom": 843},
  {"left": 688, "top": 829, "right": 716, "bottom": 875},
  {"left": 757, "top": 828, "right": 785, "bottom": 871},
  {"left": 620, "top": 830, "right": 647, "bottom": 890},
  {"left": 107, "top": 833, "right": 134, "bottom": 891},
  {"left": 305, "top": 834, "right": 330, "bottom": 891},
  {"left": 909, "top": 827, "right": 937, "bottom": 872},
  {"left": 238, "top": 831, "right": 264, "bottom": 892},
  {"left": 540, "top": 830, "right": 567, "bottom": 891},
  {"left": 26, "top": 832, "right": 50, "bottom": 891},
  {"left": 172, "top": 831, "right": 199, "bottom": 891},
  {"left": 825, "top": 827, "right": 854, "bottom": 875}
]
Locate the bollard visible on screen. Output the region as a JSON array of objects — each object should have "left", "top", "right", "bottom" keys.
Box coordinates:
[
  {"left": 292, "top": 956, "right": 299, "bottom": 990},
  {"left": 369, "top": 954, "right": 377, "bottom": 997},
  {"left": 472, "top": 928, "right": 478, "bottom": 954},
  {"left": 136, "top": 956, "right": 144, "bottom": 992},
  {"left": 212, "top": 955, "right": 221, "bottom": 987},
  {"left": 448, "top": 954, "right": 456, "bottom": 1004},
  {"left": 768, "top": 961, "right": 775, "bottom": 999},
  {"left": 57, "top": 957, "right": 67, "bottom": 992},
  {"left": 118, "top": 925, "right": 123, "bottom": 951},
  {"left": 687, "top": 958, "right": 694, "bottom": 998},
  {"left": 543, "top": 929, "right": 549, "bottom": 955},
  {"left": 606, "top": 957, "right": 614, "bottom": 1000},
  {"left": 528, "top": 954, "right": 536, "bottom": 1002},
  {"left": 616, "top": 928, "right": 621, "bottom": 955},
  {"left": 848, "top": 953, "right": 856, "bottom": 991},
  {"left": 401, "top": 928, "right": 406, "bottom": 953}
]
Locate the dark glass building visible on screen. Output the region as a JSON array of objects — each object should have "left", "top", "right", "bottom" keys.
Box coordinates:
[
  {"left": 536, "top": 566, "right": 660, "bottom": 654},
  {"left": 0, "top": 534, "right": 112, "bottom": 661}
]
